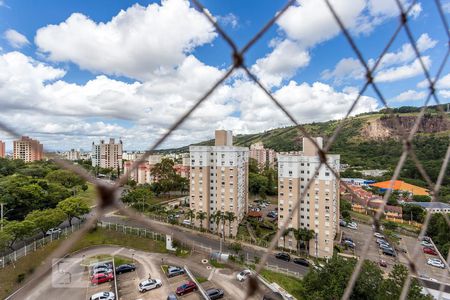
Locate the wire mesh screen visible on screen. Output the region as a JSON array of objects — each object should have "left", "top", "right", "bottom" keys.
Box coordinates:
[{"left": 0, "top": 0, "right": 449, "bottom": 299}]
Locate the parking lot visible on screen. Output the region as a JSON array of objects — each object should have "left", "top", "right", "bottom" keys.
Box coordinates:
[
  {"left": 84, "top": 261, "right": 115, "bottom": 300},
  {"left": 341, "top": 221, "right": 450, "bottom": 283}
]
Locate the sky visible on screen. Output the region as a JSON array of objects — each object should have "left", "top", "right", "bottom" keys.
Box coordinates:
[{"left": 0, "top": 0, "right": 449, "bottom": 151}]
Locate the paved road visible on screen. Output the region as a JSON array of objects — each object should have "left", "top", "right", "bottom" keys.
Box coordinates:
[{"left": 100, "top": 215, "right": 309, "bottom": 276}]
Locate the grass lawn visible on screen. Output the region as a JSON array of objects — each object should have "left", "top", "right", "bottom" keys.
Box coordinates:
[
  {"left": 260, "top": 269, "right": 304, "bottom": 299},
  {"left": 209, "top": 259, "right": 225, "bottom": 268},
  {"left": 196, "top": 276, "right": 207, "bottom": 283},
  {"left": 81, "top": 254, "right": 133, "bottom": 266},
  {"left": 0, "top": 227, "right": 167, "bottom": 299},
  {"left": 77, "top": 182, "right": 97, "bottom": 206}
]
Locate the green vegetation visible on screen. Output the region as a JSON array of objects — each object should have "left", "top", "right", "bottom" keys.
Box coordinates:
[
  {"left": 426, "top": 213, "right": 450, "bottom": 257},
  {"left": 209, "top": 259, "right": 225, "bottom": 268},
  {"left": 260, "top": 269, "right": 304, "bottom": 299},
  {"left": 248, "top": 158, "right": 277, "bottom": 199},
  {"left": 195, "top": 276, "right": 208, "bottom": 283}
]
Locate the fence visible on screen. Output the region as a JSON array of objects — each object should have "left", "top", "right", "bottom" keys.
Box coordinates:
[
  {"left": 1, "top": 0, "right": 449, "bottom": 299},
  {"left": 96, "top": 221, "right": 166, "bottom": 242},
  {"left": 0, "top": 223, "right": 81, "bottom": 270}
]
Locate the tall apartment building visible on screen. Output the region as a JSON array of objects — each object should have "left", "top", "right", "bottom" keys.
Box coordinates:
[
  {"left": 190, "top": 130, "right": 248, "bottom": 237},
  {"left": 91, "top": 138, "right": 123, "bottom": 171},
  {"left": 249, "top": 142, "right": 277, "bottom": 169},
  {"left": 0, "top": 140, "right": 5, "bottom": 158},
  {"left": 13, "top": 136, "right": 43, "bottom": 162},
  {"left": 277, "top": 137, "right": 340, "bottom": 258},
  {"left": 66, "top": 149, "right": 80, "bottom": 161}
]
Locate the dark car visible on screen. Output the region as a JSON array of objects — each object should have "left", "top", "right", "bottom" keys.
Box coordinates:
[
  {"left": 167, "top": 266, "right": 185, "bottom": 278},
  {"left": 176, "top": 281, "right": 197, "bottom": 296},
  {"left": 206, "top": 288, "right": 224, "bottom": 300},
  {"left": 167, "top": 293, "right": 178, "bottom": 300},
  {"left": 275, "top": 252, "right": 290, "bottom": 262},
  {"left": 382, "top": 248, "right": 396, "bottom": 257},
  {"left": 293, "top": 258, "right": 310, "bottom": 267},
  {"left": 116, "top": 264, "right": 136, "bottom": 274},
  {"left": 263, "top": 291, "right": 284, "bottom": 300}
]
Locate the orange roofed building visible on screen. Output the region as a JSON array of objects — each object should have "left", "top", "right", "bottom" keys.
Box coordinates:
[{"left": 370, "top": 180, "right": 429, "bottom": 196}]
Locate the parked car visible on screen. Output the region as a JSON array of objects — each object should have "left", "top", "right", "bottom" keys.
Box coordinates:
[
  {"left": 167, "top": 293, "right": 178, "bottom": 300},
  {"left": 138, "top": 279, "right": 162, "bottom": 292},
  {"left": 343, "top": 236, "right": 353, "bottom": 243},
  {"left": 182, "top": 220, "right": 191, "bottom": 225},
  {"left": 167, "top": 266, "right": 185, "bottom": 278},
  {"left": 267, "top": 211, "right": 277, "bottom": 218},
  {"left": 343, "top": 240, "right": 356, "bottom": 248},
  {"left": 206, "top": 288, "right": 224, "bottom": 300},
  {"left": 373, "top": 232, "right": 385, "bottom": 239},
  {"left": 89, "top": 291, "right": 115, "bottom": 300},
  {"left": 339, "top": 219, "right": 347, "bottom": 227},
  {"left": 46, "top": 228, "right": 62, "bottom": 235},
  {"left": 176, "top": 281, "right": 197, "bottom": 296},
  {"left": 275, "top": 252, "right": 290, "bottom": 262},
  {"left": 116, "top": 264, "right": 136, "bottom": 274},
  {"left": 379, "top": 260, "right": 387, "bottom": 268},
  {"left": 421, "top": 236, "right": 432, "bottom": 243},
  {"left": 421, "top": 241, "right": 433, "bottom": 248},
  {"left": 91, "top": 262, "right": 112, "bottom": 270},
  {"left": 91, "top": 267, "right": 113, "bottom": 276},
  {"left": 236, "top": 269, "right": 253, "bottom": 282},
  {"left": 379, "top": 244, "right": 394, "bottom": 252},
  {"left": 427, "top": 258, "right": 445, "bottom": 269},
  {"left": 347, "top": 222, "right": 358, "bottom": 230},
  {"left": 423, "top": 247, "right": 438, "bottom": 256},
  {"left": 293, "top": 258, "right": 310, "bottom": 267},
  {"left": 91, "top": 273, "right": 114, "bottom": 285},
  {"left": 382, "top": 248, "right": 396, "bottom": 257}
]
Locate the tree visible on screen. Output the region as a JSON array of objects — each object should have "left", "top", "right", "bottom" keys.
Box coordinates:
[
  {"left": 122, "top": 185, "right": 153, "bottom": 211},
  {"left": 185, "top": 209, "right": 196, "bottom": 228},
  {"left": 402, "top": 204, "right": 425, "bottom": 223},
  {"left": 151, "top": 158, "right": 176, "bottom": 182},
  {"left": 210, "top": 211, "right": 223, "bottom": 236},
  {"left": 294, "top": 228, "right": 315, "bottom": 255},
  {"left": 4, "top": 220, "right": 35, "bottom": 250},
  {"left": 196, "top": 211, "right": 207, "bottom": 232},
  {"left": 282, "top": 228, "right": 291, "bottom": 250},
  {"left": 412, "top": 195, "right": 431, "bottom": 202},
  {"left": 45, "top": 169, "right": 85, "bottom": 188},
  {"left": 229, "top": 242, "right": 242, "bottom": 255},
  {"left": 25, "top": 208, "right": 65, "bottom": 235},
  {"left": 224, "top": 211, "right": 236, "bottom": 237},
  {"left": 57, "top": 197, "right": 90, "bottom": 226}
]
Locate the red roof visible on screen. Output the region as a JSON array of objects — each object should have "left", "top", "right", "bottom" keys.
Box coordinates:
[{"left": 248, "top": 211, "right": 263, "bottom": 218}]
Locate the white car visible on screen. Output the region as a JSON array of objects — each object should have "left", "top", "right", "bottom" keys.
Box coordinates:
[
  {"left": 46, "top": 228, "right": 62, "bottom": 235},
  {"left": 91, "top": 267, "right": 113, "bottom": 276},
  {"left": 182, "top": 220, "right": 191, "bottom": 226},
  {"left": 89, "top": 292, "right": 115, "bottom": 300},
  {"left": 347, "top": 222, "right": 358, "bottom": 230},
  {"left": 138, "top": 279, "right": 162, "bottom": 292},
  {"left": 427, "top": 258, "right": 445, "bottom": 269},
  {"left": 421, "top": 241, "right": 433, "bottom": 248},
  {"left": 236, "top": 269, "right": 253, "bottom": 282},
  {"left": 374, "top": 232, "right": 385, "bottom": 239}
]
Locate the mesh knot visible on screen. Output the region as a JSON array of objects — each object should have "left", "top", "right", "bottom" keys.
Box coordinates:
[
  {"left": 365, "top": 71, "right": 374, "bottom": 84},
  {"left": 400, "top": 12, "right": 408, "bottom": 24},
  {"left": 318, "top": 149, "right": 327, "bottom": 164},
  {"left": 429, "top": 82, "right": 435, "bottom": 95},
  {"left": 97, "top": 183, "right": 117, "bottom": 209},
  {"left": 232, "top": 51, "right": 244, "bottom": 68}
]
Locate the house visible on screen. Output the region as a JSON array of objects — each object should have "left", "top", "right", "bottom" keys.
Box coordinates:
[
  {"left": 370, "top": 180, "right": 429, "bottom": 196},
  {"left": 247, "top": 211, "right": 263, "bottom": 221},
  {"left": 406, "top": 202, "right": 450, "bottom": 214}
]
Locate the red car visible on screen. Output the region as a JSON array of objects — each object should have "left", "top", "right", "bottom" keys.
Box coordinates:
[
  {"left": 91, "top": 272, "right": 114, "bottom": 285},
  {"left": 176, "top": 281, "right": 197, "bottom": 296},
  {"left": 423, "top": 247, "right": 438, "bottom": 256}
]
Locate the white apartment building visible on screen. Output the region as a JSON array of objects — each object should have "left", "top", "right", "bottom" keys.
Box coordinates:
[
  {"left": 66, "top": 149, "right": 81, "bottom": 161},
  {"left": 278, "top": 137, "right": 340, "bottom": 258},
  {"left": 91, "top": 138, "right": 123, "bottom": 171},
  {"left": 189, "top": 130, "right": 248, "bottom": 237}
]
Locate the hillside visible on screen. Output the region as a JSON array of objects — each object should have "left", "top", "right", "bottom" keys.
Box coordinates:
[{"left": 167, "top": 105, "right": 450, "bottom": 199}]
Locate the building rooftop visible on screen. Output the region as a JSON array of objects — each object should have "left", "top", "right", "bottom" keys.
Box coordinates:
[
  {"left": 406, "top": 202, "right": 450, "bottom": 209},
  {"left": 370, "top": 180, "right": 429, "bottom": 196}
]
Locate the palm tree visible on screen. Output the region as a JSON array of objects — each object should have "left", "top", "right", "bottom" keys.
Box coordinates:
[
  {"left": 224, "top": 211, "right": 237, "bottom": 238},
  {"left": 186, "top": 209, "right": 196, "bottom": 228},
  {"left": 211, "top": 211, "right": 223, "bottom": 236},
  {"left": 295, "top": 228, "right": 315, "bottom": 255},
  {"left": 196, "top": 211, "right": 207, "bottom": 232},
  {"left": 282, "top": 228, "right": 291, "bottom": 251}
]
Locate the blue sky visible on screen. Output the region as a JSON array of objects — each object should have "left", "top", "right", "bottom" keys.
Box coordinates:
[{"left": 0, "top": 0, "right": 449, "bottom": 151}]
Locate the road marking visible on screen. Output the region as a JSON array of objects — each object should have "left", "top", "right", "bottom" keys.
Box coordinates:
[
  {"left": 207, "top": 268, "right": 215, "bottom": 281},
  {"left": 112, "top": 247, "right": 124, "bottom": 256}
]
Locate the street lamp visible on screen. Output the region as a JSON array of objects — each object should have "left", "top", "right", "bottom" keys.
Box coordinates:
[{"left": 0, "top": 203, "right": 13, "bottom": 231}]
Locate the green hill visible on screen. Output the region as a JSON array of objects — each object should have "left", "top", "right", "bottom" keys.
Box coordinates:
[{"left": 168, "top": 105, "right": 450, "bottom": 200}]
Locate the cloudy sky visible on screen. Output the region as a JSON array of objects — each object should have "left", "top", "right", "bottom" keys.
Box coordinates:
[{"left": 0, "top": 0, "right": 449, "bottom": 151}]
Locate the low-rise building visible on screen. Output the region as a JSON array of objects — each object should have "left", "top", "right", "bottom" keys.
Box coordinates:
[{"left": 406, "top": 202, "right": 450, "bottom": 214}]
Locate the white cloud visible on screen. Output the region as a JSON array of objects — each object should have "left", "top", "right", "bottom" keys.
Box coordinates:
[
  {"left": 439, "top": 90, "right": 450, "bottom": 99},
  {"left": 251, "top": 39, "right": 310, "bottom": 87},
  {"left": 323, "top": 34, "right": 436, "bottom": 84},
  {"left": 0, "top": 49, "right": 379, "bottom": 150},
  {"left": 35, "top": 0, "right": 216, "bottom": 81},
  {"left": 217, "top": 13, "right": 238, "bottom": 29},
  {"left": 375, "top": 56, "right": 431, "bottom": 82},
  {"left": 321, "top": 58, "right": 364, "bottom": 84},
  {"left": 392, "top": 89, "right": 427, "bottom": 102},
  {"left": 3, "top": 29, "right": 30, "bottom": 48},
  {"left": 417, "top": 73, "right": 450, "bottom": 89}
]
